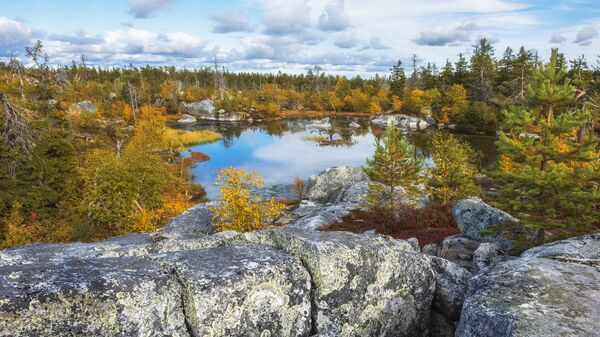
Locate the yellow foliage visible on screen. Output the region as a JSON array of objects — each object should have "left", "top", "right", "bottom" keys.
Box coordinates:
[
  {"left": 369, "top": 100, "right": 382, "bottom": 114},
  {"left": 392, "top": 95, "right": 403, "bottom": 111},
  {"left": 210, "top": 167, "right": 287, "bottom": 232},
  {"left": 174, "top": 130, "right": 222, "bottom": 146},
  {"left": 499, "top": 154, "right": 522, "bottom": 173}
]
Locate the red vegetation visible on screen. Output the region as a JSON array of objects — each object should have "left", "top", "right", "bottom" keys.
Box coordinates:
[{"left": 321, "top": 204, "right": 459, "bottom": 247}]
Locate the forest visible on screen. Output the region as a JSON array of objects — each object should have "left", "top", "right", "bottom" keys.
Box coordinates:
[{"left": 0, "top": 38, "right": 599, "bottom": 248}]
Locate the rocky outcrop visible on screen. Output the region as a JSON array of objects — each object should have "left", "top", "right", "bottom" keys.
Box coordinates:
[
  {"left": 471, "top": 242, "right": 510, "bottom": 274},
  {"left": 0, "top": 227, "right": 435, "bottom": 337},
  {"left": 157, "top": 202, "right": 217, "bottom": 238},
  {"left": 305, "top": 166, "right": 368, "bottom": 204},
  {"left": 456, "top": 234, "right": 600, "bottom": 337},
  {"left": 453, "top": 198, "right": 539, "bottom": 254},
  {"left": 182, "top": 99, "right": 247, "bottom": 121},
  {"left": 151, "top": 245, "right": 312, "bottom": 337},
  {"left": 437, "top": 234, "right": 480, "bottom": 271},
  {"left": 371, "top": 114, "right": 431, "bottom": 130},
  {"left": 243, "top": 228, "right": 434, "bottom": 336}
]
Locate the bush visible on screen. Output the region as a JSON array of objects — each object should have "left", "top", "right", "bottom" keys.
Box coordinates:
[
  {"left": 210, "top": 167, "right": 287, "bottom": 232},
  {"left": 454, "top": 101, "right": 498, "bottom": 134}
]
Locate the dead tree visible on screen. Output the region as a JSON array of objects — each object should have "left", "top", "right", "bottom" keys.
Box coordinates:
[{"left": 0, "top": 93, "right": 38, "bottom": 179}]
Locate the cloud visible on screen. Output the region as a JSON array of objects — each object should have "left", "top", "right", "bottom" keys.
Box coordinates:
[
  {"left": 0, "top": 17, "right": 32, "bottom": 52},
  {"left": 212, "top": 12, "right": 254, "bottom": 33},
  {"left": 335, "top": 32, "right": 358, "bottom": 48},
  {"left": 573, "top": 26, "right": 598, "bottom": 45},
  {"left": 549, "top": 32, "right": 566, "bottom": 44},
  {"left": 48, "top": 29, "right": 102, "bottom": 45},
  {"left": 413, "top": 23, "right": 476, "bottom": 46},
  {"left": 362, "top": 37, "right": 390, "bottom": 50},
  {"left": 262, "top": 0, "right": 311, "bottom": 35},
  {"left": 128, "top": 0, "right": 173, "bottom": 18},
  {"left": 318, "top": 0, "right": 351, "bottom": 32}
]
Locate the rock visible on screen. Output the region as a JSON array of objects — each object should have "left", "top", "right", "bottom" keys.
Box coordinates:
[
  {"left": 453, "top": 198, "right": 539, "bottom": 254},
  {"left": 182, "top": 100, "right": 246, "bottom": 121},
  {"left": 288, "top": 202, "right": 357, "bottom": 230},
  {"left": 0, "top": 257, "right": 188, "bottom": 337},
  {"left": 407, "top": 237, "right": 420, "bottom": 252},
  {"left": 430, "top": 310, "right": 458, "bottom": 337},
  {"left": 472, "top": 242, "right": 509, "bottom": 274},
  {"left": 311, "top": 118, "right": 332, "bottom": 129},
  {"left": 151, "top": 245, "right": 312, "bottom": 337},
  {"left": 521, "top": 233, "right": 600, "bottom": 263},
  {"left": 437, "top": 235, "right": 480, "bottom": 271},
  {"left": 427, "top": 256, "right": 472, "bottom": 321},
  {"left": 349, "top": 121, "right": 360, "bottom": 128},
  {"left": 177, "top": 114, "right": 197, "bottom": 124},
  {"left": 70, "top": 100, "right": 96, "bottom": 113},
  {"left": 456, "top": 257, "right": 600, "bottom": 337},
  {"left": 422, "top": 243, "right": 439, "bottom": 256},
  {"left": 157, "top": 202, "right": 217, "bottom": 239},
  {"left": 305, "top": 166, "right": 368, "bottom": 204},
  {"left": 243, "top": 228, "right": 433, "bottom": 336}
]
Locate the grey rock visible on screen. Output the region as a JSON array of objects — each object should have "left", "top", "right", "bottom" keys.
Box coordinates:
[
  {"left": 456, "top": 257, "right": 600, "bottom": 337},
  {"left": 182, "top": 100, "right": 246, "bottom": 121},
  {"left": 407, "top": 237, "right": 420, "bottom": 252},
  {"left": 288, "top": 202, "right": 357, "bottom": 230},
  {"left": 157, "top": 202, "right": 217, "bottom": 239},
  {"left": 453, "top": 198, "right": 538, "bottom": 254},
  {"left": 243, "top": 228, "right": 432, "bottom": 336},
  {"left": 422, "top": 243, "right": 439, "bottom": 256},
  {"left": 349, "top": 121, "right": 361, "bottom": 128},
  {"left": 335, "top": 181, "right": 370, "bottom": 204},
  {"left": 438, "top": 235, "right": 480, "bottom": 271},
  {"left": 430, "top": 310, "right": 458, "bottom": 337},
  {"left": 0, "top": 257, "right": 188, "bottom": 337},
  {"left": 151, "top": 245, "right": 312, "bottom": 337},
  {"left": 472, "top": 242, "right": 509, "bottom": 274},
  {"left": 305, "top": 166, "right": 368, "bottom": 204},
  {"left": 427, "top": 256, "right": 472, "bottom": 321},
  {"left": 521, "top": 233, "right": 600, "bottom": 263},
  {"left": 177, "top": 114, "right": 197, "bottom": 124},
  {"left": 70, "top": 100, "right": 97, "bottom": 113}
]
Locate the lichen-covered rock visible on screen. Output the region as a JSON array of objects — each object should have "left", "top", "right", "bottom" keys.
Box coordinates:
[
  {"left": 453, "top": 198, "right": 539, "bottom": 254},
  {"left": 437, "top": 235, "right": 480, "bottom": 271},
  {"left": 243, "top": 228, "right": 433, "bottom": 337},
  {"left": 472, "top": 242, "right": 510, "bottom": 274},
  {"left": 305, "top": 166, "right": 368, "bottom": 204},
  {"left": 427, "top": 256, "right": 472, "bottom": 321},
  {"left": 456, "top": 257, "right": 600, "bottom": 337},
  {"left": 288, "top": 201, "right": 358, "bottom": 230},
  {"left": 151, "top": 245, "right": 312, "bottom": 337},
  {"left": 0, "top": 257, "right": 188, "bottom": 337},
  {"left": 422, "top": 243, "right": 439, "bottom": 256},
  {"left": 70, "top": 100, "right": 97, "bottom": 113},
  {"left": 521, "top": 233, "right": 600, "bottom": 262},
  {"left": 157, "top": 202, "right": 217, "bottom": 238}
]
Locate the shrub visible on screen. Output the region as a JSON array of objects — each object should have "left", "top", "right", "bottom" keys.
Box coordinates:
[
  {"left": 210, "top": 167, "right": 287, "bottom": 232},
  {"left": 454, "top": 101, "right": 498, "bottom": 134},
  {"left": 292, "top": 176, "right": 305, "bottom": 200}
]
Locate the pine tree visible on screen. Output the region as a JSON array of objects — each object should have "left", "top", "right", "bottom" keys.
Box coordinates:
[
  {"left": 363, "top": 126, "right": 424, "bottom": 215},
  {"left": 389, "top": 59, "right": 406, "bottom": 97},
  {"left": 426, "top": 132, "right": 481, "bottom": 205},
  {"left": 469, "top": 38, "right": 497, "bottom": 101},
  {"left": 494, "top": 49, "right": 600, "bottom": 236},
  {"left": 454, "top": 53, "right": 469, "bottom": 87}
]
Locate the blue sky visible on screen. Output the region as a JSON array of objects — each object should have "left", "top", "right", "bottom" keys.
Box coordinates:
[{"left": 1, "top": 0, "right": 599, "bottom": 76}]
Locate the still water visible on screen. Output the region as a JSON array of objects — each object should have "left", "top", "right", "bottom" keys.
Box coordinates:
[{"left": 181, "top": 118, "right": 498, "bottom": 199}]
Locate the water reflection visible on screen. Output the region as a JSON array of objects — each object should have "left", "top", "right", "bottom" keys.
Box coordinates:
[{"left": 181, "top": 118, "right": 497, "bottom": 199}]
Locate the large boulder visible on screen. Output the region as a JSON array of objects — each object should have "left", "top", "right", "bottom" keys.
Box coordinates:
[
  {"left": 521, "top": 233, "right": 600, "bottom": 262},
  {"left": 177, "top": 114, "right": 197, "bottom": 124},
  {"left": 70, "top": 100, "right": 97, "bottom": 113},
  {"left": 456, "top": 256, "right": 600, "bottom": 337},
  {"left": 0, "top": 257, "right": 188, "bottom": 337},
  {"left": 427, "top": 256, "right": 472, "bottom": 321},
  {"left": 305, "top": 166, "right": 368, "bottom": 204},
  {"left": 182, "top": 100, "right": 246, "bottom": 121},
  {"left": 453, "top": 198, "right": 539, "bottom": 254},
  {"left": 471, "top": 242, "right": 511, "bottom": 274},
  {"left": 151, "top": 245, "right": 312, "bottom": 337},
  {"left": 288, "top": 201, "right": 358, "bottom": 230},
  {"left": 243, "top": 228, "right": 434, "bottom": 337}
]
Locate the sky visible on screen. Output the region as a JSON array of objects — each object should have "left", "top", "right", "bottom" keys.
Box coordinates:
[{"left": 1, "top": 0, "right": 599, "bottom": 76}]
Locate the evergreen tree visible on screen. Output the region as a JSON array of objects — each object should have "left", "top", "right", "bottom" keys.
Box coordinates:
[
  {"left": 494, "top": 49, "right": 600, "bottom": 236},
  {"left": 389, "top": 59, "right": 406, "bottom": 97},
  {"left": 469, "top": 38, "right": 497, "bottom": 101},
  {"left": 440, "top": 59, "right": 454, "bottom": 90},
  {"left": 454, "top": 53, "right": 469, "bottom": 87},
  {"left": 363, "top": 126, "right": 424, "bottom": 215},
  {"left": 426, "top": 132, "right": 481, "bottom": 205}
]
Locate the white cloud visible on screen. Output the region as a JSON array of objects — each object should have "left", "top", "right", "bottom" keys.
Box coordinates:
[
  {"left": 549, "top": 32, "right": 566, "bottom": 44},
  {"left": 318, "top": 0, "right": 351, "bottom": 31},
  {"left": 212, "top": 12, "right": 254, "bottom": 33},
  {"left": 0, "top": 17, "right": 32, "bottom": 53},
  {"left": 573, "top": 26, "right": 598, "bottom": 45},
  {"left": 335, "top": 32, "right": 358, "bottom": 48},
  {"left": 414, "top": 23, "right": 476, "bottom": 46}
]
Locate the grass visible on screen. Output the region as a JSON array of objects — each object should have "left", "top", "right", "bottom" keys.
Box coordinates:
[{"left": 175, "top": 130, "right": 222, "bottom": 146}]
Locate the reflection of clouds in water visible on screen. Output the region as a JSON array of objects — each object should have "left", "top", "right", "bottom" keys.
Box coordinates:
[{"left": 252, "top": 131, "right": 376, "bottom": 185}]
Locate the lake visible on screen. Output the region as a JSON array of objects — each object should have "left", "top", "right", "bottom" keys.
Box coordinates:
[{"left": 180, "top": 117, "right": 498, "bottom": 199}]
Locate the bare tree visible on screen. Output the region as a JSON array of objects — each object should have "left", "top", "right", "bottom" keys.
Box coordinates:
[{"left": 0, "top": 93, "right": 38, "bottom": 179}]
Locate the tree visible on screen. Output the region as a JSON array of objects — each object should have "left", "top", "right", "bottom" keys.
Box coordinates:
[
  {"left": 454, "top": 53, "right": 469, "bottom": 86},
  {"left": 389, "top": 59, "right": 406, "bottom": 97},
  {"left": 210, "top": 167, "right": 287, "bottom": 232},
  {"left": 439, "top": 84, "right": 468, "bottom": 124},
  {"left": 426, "top": 132, "right": 481, "bottom": 205},
  {"left": 469, "top": 38, "right": 497, "bottom": 101},
  {"left": 494, "top": 49, "right": 600, "bottom": 236},
  {"left": 363, "top": 126, "right": 424, "bottom": 216}
]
